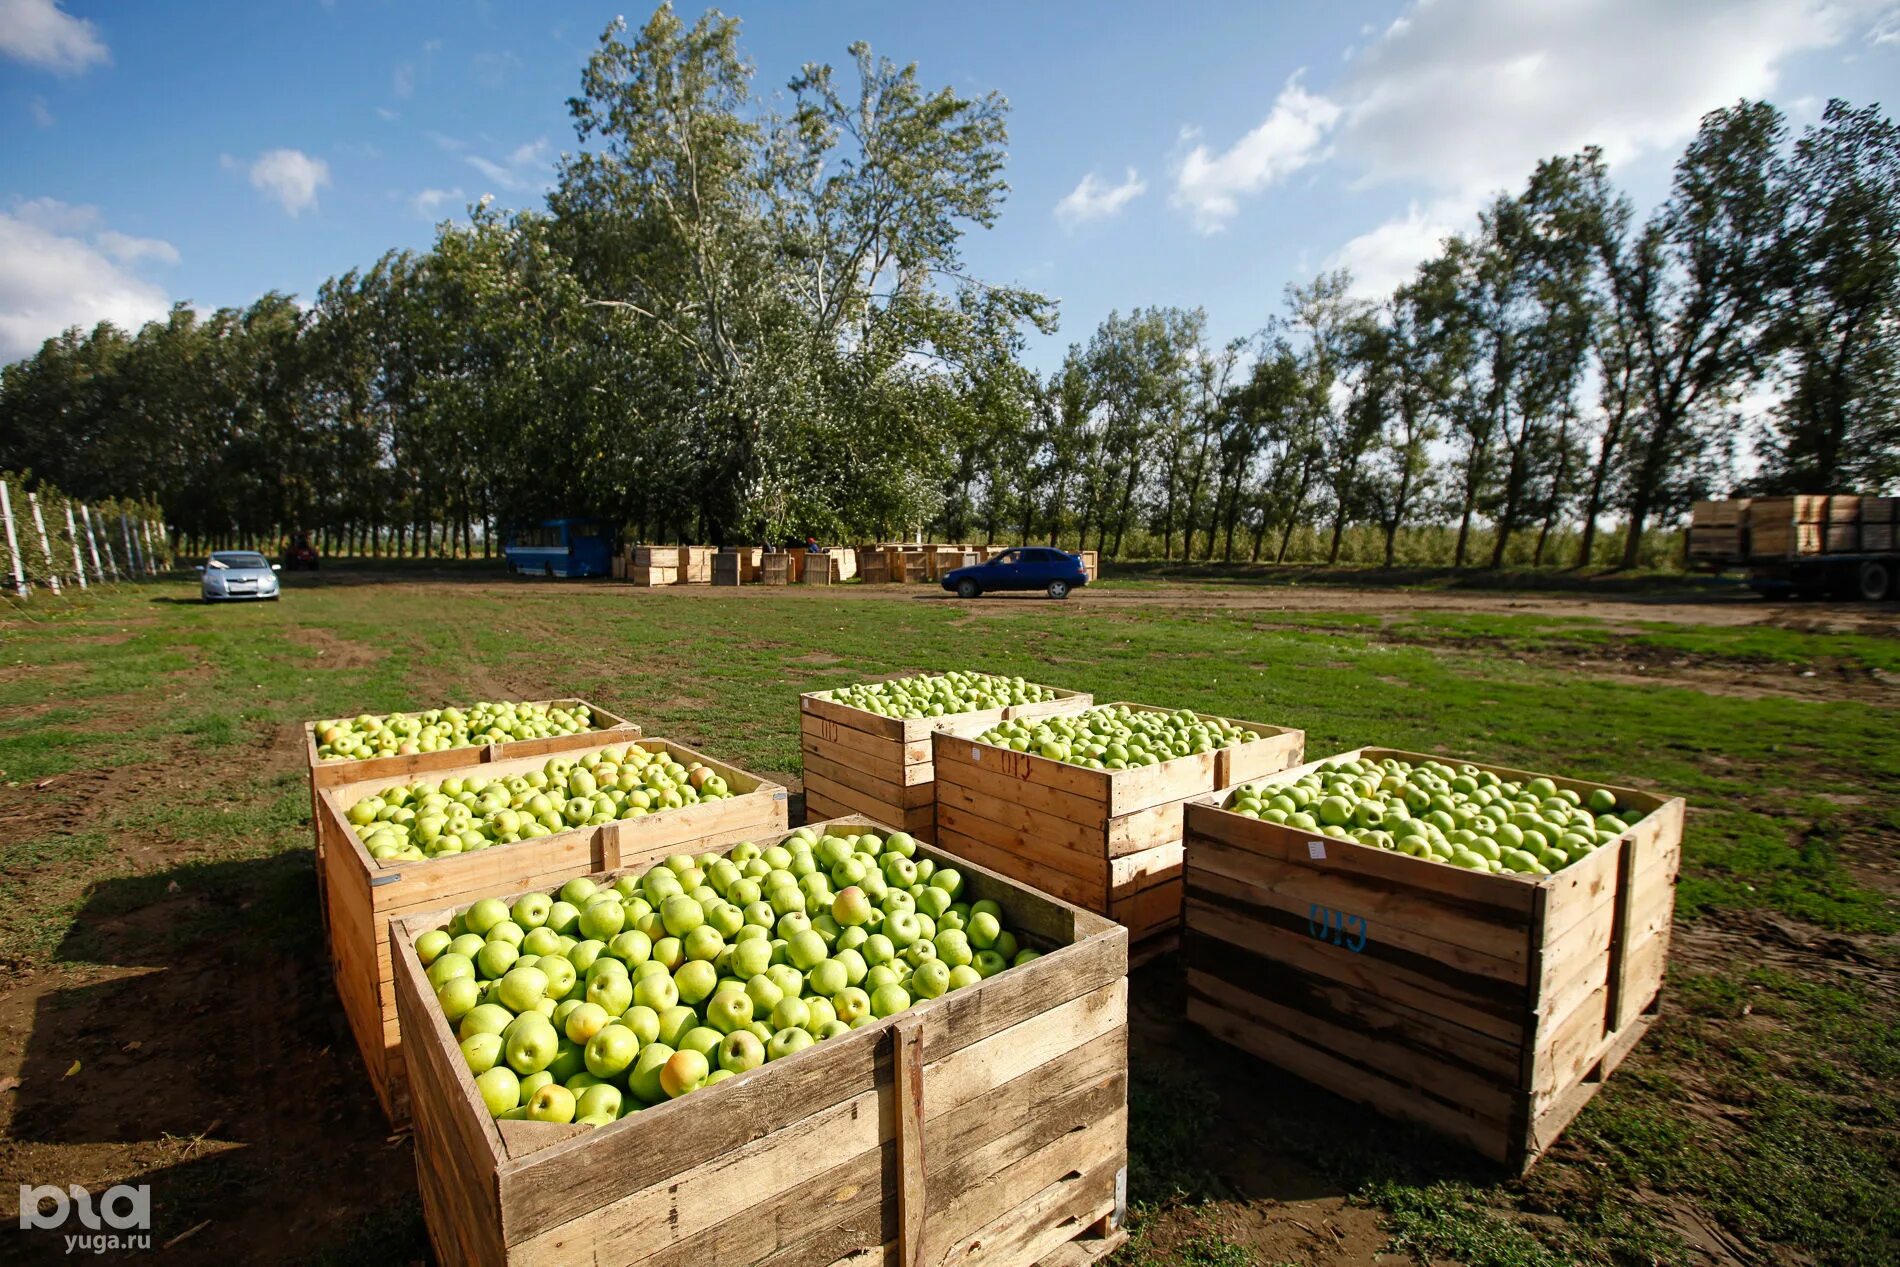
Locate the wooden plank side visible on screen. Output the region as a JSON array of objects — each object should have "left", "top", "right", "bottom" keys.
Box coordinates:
[
  {"left": 933, "top": 744, "right": 1112, "bottom": 832},
  {"left": 804, "top": 771, "right": 933, "bottom": 833},
  {"left": 803, "top": 786, "right": 936, "bottom": 839},
  {"left": 1190, "top": 833, "right": 1533, "bottom": 969},
  {"left": 1184, "top": 897, "right": 1529, "bottom": 1043},
  {"left": 803, "top": 715, "right": 934, "bottom": 767},
  {"left": 1186, "top": 983, "right": 1511, "bottom": 1163},
  {"left": 894, "top": 1017, "right": 927, "bottom": 1267},
  {"left": 933, "top": 780, "right": 1110, "bottom": 857},
  {"left": 805, "top": 751, "right": 937, "bottom": 809},
  {"left": 933, "top": 825, "right": 1107, "bottom": 911},
  {"left": 935, "top": 801, "right": 1109, "bottom": 889}
]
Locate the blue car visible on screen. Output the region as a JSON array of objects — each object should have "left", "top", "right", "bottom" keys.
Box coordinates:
[{"left": 941, "top": 547, "right": 1088, "bottom": 600}]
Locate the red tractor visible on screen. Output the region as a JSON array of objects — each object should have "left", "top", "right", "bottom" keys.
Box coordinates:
[{"left": 283, "top": 531, "right": 321, "bottom": 571}]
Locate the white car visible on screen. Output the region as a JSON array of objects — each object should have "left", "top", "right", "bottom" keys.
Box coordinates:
[{"left": 198, "top": 551, "right": 282, "bottom": 602}]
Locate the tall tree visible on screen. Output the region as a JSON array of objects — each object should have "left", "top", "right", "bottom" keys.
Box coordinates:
[
  {"left": 1620, "top": 100, "right": 1786, "bottom": 566},
  {"left": 1758, "top": 99, "right": 1900, "bottom": 492}
]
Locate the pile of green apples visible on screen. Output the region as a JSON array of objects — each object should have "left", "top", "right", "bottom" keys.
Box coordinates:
[
  {"left": 821, "top": 672, "right": 1057, "bottom": 719},
  {"left": 976, "top": 705, "right": 1259, "bottom": 770},
  {"left": 417, "top": 826, "right": 1039, "bottom": 1126},
  {"left": 314, "top": 701, "right": 596, "bottom": 761},
  {"left": 347, "top": 747, "right": 731, "bottom": 863},
  {"left": 1224, "top": 755, "right": 1646, "bottom": 875}
]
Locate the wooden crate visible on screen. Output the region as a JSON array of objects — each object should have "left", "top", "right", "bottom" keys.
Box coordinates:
[
  {"left": 761, "top": 554, "right": 794, "bottom": 585},
  {"left": 803, "top": 554, "right": 835, "bottom": 585},
  {"left": 1690, "top": 498, "right": 1749, "bottom": 528},
  {"left": 629, "top": 564, "right": 679, "bottom": 587},
  {"left": 931, "top": 704, "right": 1305, "bottom": 945},
  {"left": 712, "top": 552, "right": 744, "bottom": 586},
  {"left": 679, "top": 546, "right": 714, "bottom": 584},
  {"left": 1865, "top": 522, "right": 1895, "bottom": 552},
  {"left": 391, "top": 816, "right": 1130, "bottom": 1267},
  {"left": 929, "top": 548, "right": 979, "bottom": 579},
  {"left": 612, "top": 553, "right": 629, "bottom": 580},
  {"left": 1688, "top": 526, "right": 1739, "bottom": 559},
  {"left": 317, "top": 738, "right": 788, "bottom": 1125},
  {"left": 860, "top": 552, "right": 892, "bottom": 584},
  {"left": 1079, "top": 551, "right": 1099, "bottom": 581},
  {"left": 1864, "top": 496, "right": 1898, "bottom": 524},
  {"left": 1182, "top": 746, "right": 1684, "bottom": 1171},
  {"left": 899, "top": 550, "right": 930, "bottom": 583},
  {"left": 1825, "top": 523, "right": 1860, "bottom": 552},
  {"left": 800, "top": 682, "right": 1093, "bottom": 840}
]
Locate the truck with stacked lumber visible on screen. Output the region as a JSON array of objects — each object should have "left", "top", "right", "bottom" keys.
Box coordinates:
[{"left": 1687, "top": 495, "right": 1897, "bottom": 600}]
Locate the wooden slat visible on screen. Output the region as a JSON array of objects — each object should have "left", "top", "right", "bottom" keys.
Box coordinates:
[
  {"left": 894, "top": 1016, "right": 927, "bottom": 1267},
  {"left": 804, "top": 772, "right": 936, "bottom": 835},
  {"left": 805, "top": 751, "right": 938, "bottom": 809}
]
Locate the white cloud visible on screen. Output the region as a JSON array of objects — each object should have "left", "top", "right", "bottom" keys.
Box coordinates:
[
  {"left": 412, "top": 187, "right": 465, "bottom": 218},
  {"left": 1054, "top": 168, "right": 1148, "bottom": 229},
  {"left": 247, "top": 148, "right": 331, "bottom": 217},
  {"left": 465, "top": 138, "right": 553, "bottom": 193},
  {"left": 1172, "top": 75, "right": 1341, "bottom": 233},
  {"left": 28, "top": 95, "right": 53, "bottom": 127},
  {"left": 1316, "top": 0, "right": 1890, "bottom": 296},
  {"left": 1870, "top": 8, "right": 1900, "bottom": 43},
  {"left": 392, "top": 61, "right": 415, "bottom": 99},
  {"left": 1339, "top": 0, "right": 1884, "bottom": 200},
  {"left": 375, "top": 106, "right": 400, "bottom": 122},
  {"left": 0, "top": 0, "right": 108, "bottom": 74},
  {"left": 1325, "top": 200, "right": 1462, "bottom": 298},
  {"left": 0, "top": 203, "right": 175, "bottom": 361},
  {"left": 95, "top": 230, "right": 180, "bottom": 265}
]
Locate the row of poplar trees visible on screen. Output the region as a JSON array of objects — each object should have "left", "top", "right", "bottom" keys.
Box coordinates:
[{"left": 1, "top": 7, "right": 1894, "bottom": 567}]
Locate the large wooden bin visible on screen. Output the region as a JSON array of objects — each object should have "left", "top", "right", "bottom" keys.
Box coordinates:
[
  {"left": 304, "top": 700, "right": 641, "bottom": 934},
  {"left": 800, "top": 680, "right": 1092, "bottom": 840},
  {"left": 931, "top": 704, "right": 1304, "bottom": 951},
  {"left": 318, "top": 738, "right": 788, "bottom": 1124},
  {"left": 392, "top": 816, "right": 1130, "bottom": 1267},
  {"left": 1181, "top": 746, "right": 1684, "bottom": 1170}
]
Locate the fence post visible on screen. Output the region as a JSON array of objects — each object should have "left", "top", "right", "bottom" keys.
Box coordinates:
[
  {"left": 140, "top": 519, "right": 160, "bottom": 574},
  {"left": 1, "top": 481, "right": 26, "bottom": 598},
  {"left": 120, "top": 515, "right": 139, "bottom": 579},
  {"left": 65, "top": 503, "right": 88, "bottom": 589},
  {"left": 28, "top": 493, "right": 60, "bottom": 594},
  {"left": 85, "top": 505, "right": 117, "bottom": 581}
]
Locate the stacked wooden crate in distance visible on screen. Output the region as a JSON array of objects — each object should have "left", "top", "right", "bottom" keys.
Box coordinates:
[
  {"left": 801, "top": 677, "right": 1092, "bottom": 840},
  {"left": 315, "top": 737, "right": 788, "bottom": 1124},
  {"left": 1181, "top": 747, "right": 1684, "bottom": 1171},
  {"left": 392, "top": 817, "right": 1131, "bottom": 1267},
  {"left": 932, "top": 704, "right": 1304, "bottom": 952},
  {"left": 1687, "top": 499, "right": 1748, "bottom": 563},
  {"left": 1079, "top": 550, "right": 1099, "bottom": 581},
  {"left": 678, "top": 546, "right": 714, "bottom": 583},
  {"left": 629, "top": 546, "right": 678, "bottom": 587},
  {"left": 712, "top": 548, "right": 758, "bottom": 586},
  {"left": 858, "top": 548, "right": 891, "bottom": 583},
  {"left": 802, "top": 554, "right": 834, "bottom": 585},
  {"left": 761, "top": 554, "right": 794, "bottom": 585}
]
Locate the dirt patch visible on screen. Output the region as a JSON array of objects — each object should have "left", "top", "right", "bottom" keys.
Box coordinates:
[{"left": 284, "top": 624, "right": 380, "bottom": 671}]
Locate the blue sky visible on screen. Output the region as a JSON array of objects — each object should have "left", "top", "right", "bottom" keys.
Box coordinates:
[{"left": 2, "top": 0, "right": 1897, "bottom": 367}]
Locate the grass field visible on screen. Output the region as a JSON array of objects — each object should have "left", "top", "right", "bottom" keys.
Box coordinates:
[{"left": 1, "top": 570, "right": 1894, "bottom": 1266}]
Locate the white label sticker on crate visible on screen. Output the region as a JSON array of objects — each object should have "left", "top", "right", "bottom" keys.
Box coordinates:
[{"left": 1307, "top": 840, "right": 1327, "bottom": 860}]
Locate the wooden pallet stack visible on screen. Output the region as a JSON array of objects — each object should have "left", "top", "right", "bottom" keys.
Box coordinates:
[
  {"left": 1181, "top": 747, "right": 1684, "bottom": 1170},
  {"left": 393, "top": 817, "right": 1130, "bottom": 1267},
  {"left": 629, "top": 546, "right": 679, "bottom": 587},
  {"left": 1079, "top": 550, "right": 1099, "bottom": 580},
  {"left": 858, "top": 548, "right": 892, "bottom": 583},
  {"left": 678, "top": 546, "right": 715, "bottom": 583},
  {"left": 800, "top": 680, "right": 1092, "bottom": 840},
  {"left": 931, "top": 704, "right": 1304, "bottom": 956},
  {"left": 314, "top": 737, "right": 788, "bottom": 1124}
]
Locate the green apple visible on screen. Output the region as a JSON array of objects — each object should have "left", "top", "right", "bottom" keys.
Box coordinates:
[
  {"left": 661, "top": 895, "right": 706, "bottom": 937},
  {"left": 538, "top": 955, "right": 578, "bottom": 1001},
  {"left": 870, "top": 983, "right": 911, "bottom": 1018},
  {"left": 521, "top": 926, "right": 562, "bottom": 957},
  {"left": 475, "top": 1065, "right": 521, "bottom": 1115},
  {"left": 633, "top": 972, "right": 679, "bottom": 1012},
  {"left": 460, "top": 1003, "right": 515, "bottom": 1041},
  {"left": 949, "top": 964, "right": 982, "bottom": 989},
  {"left": 675, "top": 959, "right": 718, "bottom": 1005},
  {"left": 427, "top": 952, "right": 475, "bottom": 992},
  {"left": 885, "top": 911, "right": 921, "bottom": 948},
  {"left": 584, "top": 1023, "right": 640, "bottom": 1079},
  {"left": 466, "top": 898, "right": 511, "bottom": 936},
  {"left": 526, "top": 1082, "right": 577, "bottom": 1124},
  {"left": 656, "top": 1005, "right": 698, "bottom": 1048},
  {"left": 435, "top": 976, "right": 480, "bottom": 1023},
  {"left": 416, "top": 929, "right": 452, "bottom": 966},
  {"left": 730, "top": 937, "right": 774, "bottom": 979},
  {"left": 503, "top": 1014, "right": 560, "bottom": 1075},
  {"left": 496, "top": 965, "right": 550, "bottom": 1013},
  {"left": 831, "top": 886, "right": 874, "bottom": 928},
  {"left": 766, "top": 1027, "right": 815, "bottom": 1061},
  {"left": 771, "top": 996, "right": 811, "bottom": 1032},
  {"left": 460, "top": 1032, "right": 503, "bottom": 1074},
  {"left": 785, "top": 930, "right": 828, "bottom": 971},
  {"left": 678, "top": 1027, "right": 723, "bottom": 1059},
  {"left": 912, "top": 960, "right": 951, "bottom": 999},
  {"left": 973, "top": 950, "right": 1007, "bottom": 978},
  {"left": 718, "top": 1029, "right": 765, "bottom": 1073},
  {"left": 578, "top": 900, "right": 626, "bottom": 941},
  {"left": 575, "top": 1082, "right": 623, "bottom": 1121},
  {"left": 807, "top": 958, "right": 849, "bottom": 998},
  {"left": 706, "top": 989, "right": 754, "bottom": 1034},
  {"left": 511, "top": 892, "right": 553, "bottom": 929}
]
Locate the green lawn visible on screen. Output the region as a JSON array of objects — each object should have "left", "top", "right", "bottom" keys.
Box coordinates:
[{"left": 0, "top": 574, "right": 1894, "bottom": 1265}]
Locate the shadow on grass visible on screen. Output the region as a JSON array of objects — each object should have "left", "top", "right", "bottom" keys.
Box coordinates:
[{"left": 7, "top": 851, "right": 418, "bottom": 1263}]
